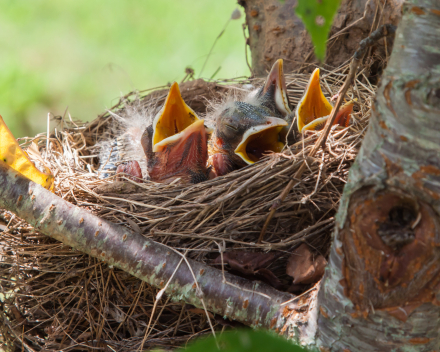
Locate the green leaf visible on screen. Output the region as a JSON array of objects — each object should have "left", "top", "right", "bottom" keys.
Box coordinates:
[
  {"left": 180, "top": 329, "right": 308, "bottom": 352},
  {"left": 295, "top": 0, "right": 342, "bottom": 61}
]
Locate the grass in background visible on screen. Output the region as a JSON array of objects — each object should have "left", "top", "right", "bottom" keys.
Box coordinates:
[{"left": 0, "top": 0, "right": 249, "bottom": 137}]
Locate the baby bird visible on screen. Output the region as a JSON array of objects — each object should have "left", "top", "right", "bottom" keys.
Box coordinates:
[
  {"left": 140, "top": 82, "right": 212, "bottom": 184},
  {"left": 210, "top": 59, "right": 290, "bottom": 176},
  {"left": 295, "top": 68, "right": 354, "bottom": 132},
  {"left": 98, "top": 82, "right": 211, "bottom": 184}
]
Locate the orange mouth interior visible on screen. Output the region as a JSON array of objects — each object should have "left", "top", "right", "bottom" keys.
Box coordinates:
[
  {"left": 153, "top": 82, "right": 198, "bottom": 146},
  {"left": 301, "top": 100, "right": 355, "bottom": 132},
  {"left": 296, "top": 68, "right": 333, "bottom": 132},
  {"left": 235, "top": 118, "right": 287, "bottom": 164}
]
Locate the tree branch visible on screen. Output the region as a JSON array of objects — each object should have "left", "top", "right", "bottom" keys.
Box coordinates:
[{"left": 0, "top": 160, "right": 294, "bottom": 331}]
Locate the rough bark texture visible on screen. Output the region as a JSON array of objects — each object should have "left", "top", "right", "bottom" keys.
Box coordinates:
[
  {"left": 0, "top": 161, "right": 295, "bottom": 331},
  {"left": 280, "top": 0, "right": 440, "bottom": 350},
  {"left": 239, "top": 0, "right": 403, "bottom": 77}
]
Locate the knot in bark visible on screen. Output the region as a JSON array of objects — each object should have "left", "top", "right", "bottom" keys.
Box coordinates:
[{"left": 377, "top": 205, "right": 417, "bottom": 251}]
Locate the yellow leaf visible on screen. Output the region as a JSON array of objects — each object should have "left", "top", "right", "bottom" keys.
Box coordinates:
[{"left": 0, "top": 115, "right": 54, "bottom": 191}]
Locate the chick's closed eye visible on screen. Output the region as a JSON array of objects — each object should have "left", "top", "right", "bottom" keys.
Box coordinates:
[{"left": 225, "top": 123, "right": 238, "bottom": 131}]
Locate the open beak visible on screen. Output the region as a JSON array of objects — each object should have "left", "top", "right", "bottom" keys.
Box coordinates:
[
  {"left": 154, "top": 119, "right": 209, "bottom": 152},
  {"left": 262, "top": 59, "right": 291, "bottom": 116},
  {"left": 234, "top": 117, "right": 287, "bottom": 164},
  {"left": 295, "top": 68, "right": 334, "bottom": 133},
  {"left": 301, "top": 100, "right": 355, "bottom": 132},
  {"left": 152, "top": 81, "right": 199, "bottom": 147}
]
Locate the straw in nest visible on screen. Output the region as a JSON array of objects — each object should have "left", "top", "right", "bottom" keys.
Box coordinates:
[{"left": 0, "top": 64, "right": 375, "bottom": 351}]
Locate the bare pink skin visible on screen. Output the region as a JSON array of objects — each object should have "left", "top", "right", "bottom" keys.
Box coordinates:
[
  {"left": 211, "top": 153, "right": 235, "bottom": 177},
  {"left": 148, "top": 125, "right": 210, "bottom": 184},
  {"left": 116, "top": 160, "right": 143, "bottom": 182}
]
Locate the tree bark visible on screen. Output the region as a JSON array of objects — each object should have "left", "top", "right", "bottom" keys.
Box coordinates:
[
  {"left": 239, "top": 0, "right": 403, "bottom": 77},
  {"left": 280, "top": 0, "right": 440, "bottom": 350}
]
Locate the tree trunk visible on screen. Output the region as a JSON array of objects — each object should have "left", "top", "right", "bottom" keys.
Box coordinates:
[
  {"left": 280, "top": 0, "right": 440, "bottom": 349},
  {"left": 239, "top": 0, "right": 403, "bottom": 77}
]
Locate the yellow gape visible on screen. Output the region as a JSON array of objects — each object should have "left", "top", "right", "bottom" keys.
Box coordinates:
[
  {"left": 152, "top": 82, "right": 199, "bottom": 148},
  {"left": 296, "top": 68, "right": 355, "bottom": 132},
  {"left": 0, "top": 115, "right": 54, "bottom": 191},
  {"left": 234, "top": 117, "right": 287, "bottom": 165},
  {"left": 296, "top": 68, "right": 334, "bottom": 133}
]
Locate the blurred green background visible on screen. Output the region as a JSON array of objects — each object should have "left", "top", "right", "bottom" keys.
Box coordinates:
[{"left": 0, "top": 0, "right": 249, "bottom": 137}]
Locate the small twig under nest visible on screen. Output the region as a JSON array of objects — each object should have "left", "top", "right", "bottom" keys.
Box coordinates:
[{"left": 0, "top": 66, "right": 375, "bottom": 351}]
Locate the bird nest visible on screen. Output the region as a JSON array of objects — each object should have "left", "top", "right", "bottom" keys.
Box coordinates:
[{"left": 0, "top": 66, "right": 375, "bottom": 351}]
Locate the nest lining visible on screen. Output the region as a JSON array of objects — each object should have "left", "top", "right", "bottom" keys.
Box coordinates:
[{"left": 0, "top": 65, "right": 375, "bottom": 351}]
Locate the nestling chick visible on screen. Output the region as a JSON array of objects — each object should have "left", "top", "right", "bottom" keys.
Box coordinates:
[
  {"left": 140, "top": 82, "right": 212, "bottom": 184},
  {"left": 210, "top": 59, "right": 290, "bottom": 176},
  {"left": 97, "top": 99, "right": 151, "bottom": 180},
  {"left": 295, "top": 68, "right": 354, "bottom": 132},
  {"left": 98, "top": 82, "right": 211, "bottom": 184}
]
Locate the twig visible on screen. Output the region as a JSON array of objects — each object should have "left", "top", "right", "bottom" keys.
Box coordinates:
[
  {"left": 46, "top": 113, "right": 50, "bottom": 162},
  {"left": 327, "top": 0, "right": 372, "bottom": 42},
  {"left": 163, "top": 245, "right": 218, "bottom": 343},
  {"left": 323, "top": 23, "right": 396, "bottom": 147},
  {"left": 199, "top": 15, "right": 232, "bottom": 78},
  {"left": 280, "top": 284, "right": 319, "bottom": 306},
  {"left": 242, "top": 23, "right": 254, "bottom": 77}
]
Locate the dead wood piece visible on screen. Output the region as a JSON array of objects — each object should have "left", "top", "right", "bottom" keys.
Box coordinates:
[
  {"left": 212, "top": 251, "right": 277, "bottom": 275},
  {"left": 213, "top": 251, "right": 282, "bottom": 289}
]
